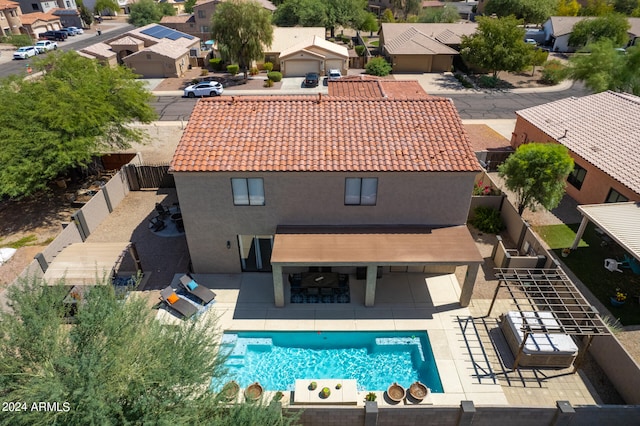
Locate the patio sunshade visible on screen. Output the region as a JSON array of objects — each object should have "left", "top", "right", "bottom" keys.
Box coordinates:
[
  {"left": 204, "top": 40, "right": 215, "bottom": 45},
  {"left": 42, "top": 242, "right": 131, "bottom": 285}
]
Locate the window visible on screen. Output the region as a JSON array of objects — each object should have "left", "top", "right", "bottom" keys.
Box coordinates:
[
  {"left": 197, "top": 10, "right": 205, "bottom": 18},
  {"left": 65, "top": 0, "right": 70, "bottom": 6},
  {"left": 231, "top": 178, "right": 265, "bottom": 206},
  {"left": 345, "top": 178, "right": 377, "bottom": 205},
  {"left": 200, "top": 25, "right": 208, "bottom": 33},
  {"left": 605, "top": 188, "right": 628, "bottom": 203},
  {"left": 31, "top": 3, "right": 39, "bottom": 10},
  {"left": 567, "top": 164, "right": 587, "bottom": 190}
]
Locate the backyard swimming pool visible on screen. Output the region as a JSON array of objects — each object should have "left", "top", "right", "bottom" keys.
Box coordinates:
[{"left": 217, "top": 330, "right": 443, "bottom": 392}]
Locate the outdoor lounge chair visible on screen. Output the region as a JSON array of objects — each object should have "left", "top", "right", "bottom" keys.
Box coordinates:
[
  {"left": 179, "top": 275, "right": 216, "bottom": 304},
  {"left": 160, "top": 286, "right": 198, "bottom": 318}
]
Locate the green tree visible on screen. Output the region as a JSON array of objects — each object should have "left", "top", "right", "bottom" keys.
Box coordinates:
[
  {"left": 557, "top": 0, "right": 581, "bottom": 16},
  {"left": 356, "top": 12, "right": 379, "bottom": 34},
  {"left": 211, "top": 0, "right": 273, "bottom": 80},
  {"left": 634, "top": 4, "right": 640, "bottom": 15},
  {"left": 128, "top": 0, "right": 175, "bottom": 26},
  {"left": 0, "top": 52, "right": 156, "bottom": 198},
  {"left": 579, "top": 0, "right": 614, "bottom": 15},
  {"left": 184, "top": 0, "right": 197, "bottom": 14},
  {"left": 568, "top": 14, "right": 630, "bottom": 48},
  {"left": 460, "top": 16, "right": 534, "bottom": 78},
  {"left": 76, "top": 0, "right": 94, "bottom": 26},
  {"left": 391, "top": 0, "right": 421, "bottom": 21},
  {"left": 418, "top": 5, "right": 460, "bottom": 23},
  {"left": 365, "top": 57, "right": 392, "bottom": 75},
  {"left": 566, "top": 40, "right": 640, "bottom": 95},
  {"left": 613, "top": 0, "right": 639, "bottom": 14},
  {"left": 530, "top": 48, "right": 549, "bottom": 76},
  {"left": 484, "top": 0, "right": 557, "bottom": 25},
  {"left": 0, "top": 278, "right": 295, "bottom": 425},
  {"left": 94, "top": 0, "right": 118, "bottom": 16},
  {"left": 381, "top": 8, "right": 396, "bottom": 22},
  {"left": 498, "top": 143, "right": 574, "bottom": 215},
  {"left": 272, "top": 0, "right": 328, "bottom": 27},
  {"left": 325, "top": 0, "right": 369, "bottom": 38}
]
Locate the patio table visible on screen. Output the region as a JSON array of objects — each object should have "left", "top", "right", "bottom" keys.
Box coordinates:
[{"left": 300, "top": 272, "right": 339, "bottom": 289}]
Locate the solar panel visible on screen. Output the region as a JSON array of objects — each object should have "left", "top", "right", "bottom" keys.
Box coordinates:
[{"left": 140, "top": 25, "right": 194, "bottom": 41}]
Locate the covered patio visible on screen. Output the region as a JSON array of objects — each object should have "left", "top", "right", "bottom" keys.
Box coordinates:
[
  {"left": 270, "top": 225, "right": 484, "bottom": 308},
  {"left": 42, "top": 242, "right": 142, "bottom": 286}
]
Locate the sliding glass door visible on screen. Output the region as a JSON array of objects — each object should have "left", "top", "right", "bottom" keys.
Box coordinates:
[{"left": 238, "top": 234, "right": 273, "bottom": 272}]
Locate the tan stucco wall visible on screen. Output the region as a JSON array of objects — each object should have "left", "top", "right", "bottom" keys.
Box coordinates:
[
  {"left": 392, "top": 54, "right": 433, "bottom": 72},
  {"left": 432, "top": 54, "right": 453, "bottom": 72},
  {"left": 511, "top": 116, "right": 640, "bottom": 204},
  {"left": 124, "top": 51, "right": 187, "bottom": 78},
  {"left": 174, "top": 171, "right": 476, "bottom": 273}
]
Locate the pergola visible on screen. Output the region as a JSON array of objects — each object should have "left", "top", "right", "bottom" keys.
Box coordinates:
[
  {"left": 489, "top": 268, "right": 611, "bottom": 370},
  {"left": 270, "top": 225, "right": 484, "bottom": 308},
  {"left": 570, "top": 202, "right": 640, "bottom": 263},
  {"left": 42, "top": 242, "right": 142, "bottom": 286}
]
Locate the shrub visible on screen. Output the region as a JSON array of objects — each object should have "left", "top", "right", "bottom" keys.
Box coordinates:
[
  {"left": 540, "top": 59, "right": 566, "bottom": 85},
  {"left": 469, "top": 206, "right": 505, "bottom": 234},
  {"left": 263, "top": 79, "right": 274, "bottom": 87},
  {"left": 200, "top": 69, "right": 209, "bottom": 76},
  {"left": 263, "top": 61, "right": 273, "bottom": 72},
  {"left": 454, "top": 73, "right": 473, "bottom": 88},
  {"left": 1, "top": 34, "right": 32, "bottom": 47},
  {"left": 226, "top": 64, "right": 239, "bottom": 75},
  {"left": 365, "top": 57, "right": 392, "bottom": 76},
  {"left": 249, "top": 67, "right": 259, "bottom": 76},
  {"left": 478, "top": 75, "right": 499, "bottom": 88},
  {"left": 355, "top": 45, "right": 366, "bottom": 57},
  {"left": 267, "top": 71, "right": 282, "bottom": 82},
  {"left": 209, "top": 58, "right": 223, "bottom": 71}
]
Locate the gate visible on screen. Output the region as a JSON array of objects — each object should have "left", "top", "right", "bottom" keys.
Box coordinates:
[{"left": 123, "top": 163, "right": 175, "bottom": 190}]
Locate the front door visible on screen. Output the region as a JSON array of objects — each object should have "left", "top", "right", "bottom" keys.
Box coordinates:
[{"left": 238, "top": 234, "right": 273, "bottom": 272}]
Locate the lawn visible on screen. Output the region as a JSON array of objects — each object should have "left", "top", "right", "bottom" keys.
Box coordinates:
[{"left": 538, "top": 223, "right": 640, "bottom": 326}]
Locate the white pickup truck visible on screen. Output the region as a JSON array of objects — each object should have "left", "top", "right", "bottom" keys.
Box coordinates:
[{"left": 34, "top": 40, "right": 58, "bottom": 53}]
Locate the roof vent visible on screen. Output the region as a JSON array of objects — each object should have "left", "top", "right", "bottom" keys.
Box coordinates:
[{"left": 317, "top": 93, "right": 322, "bottom": 104}]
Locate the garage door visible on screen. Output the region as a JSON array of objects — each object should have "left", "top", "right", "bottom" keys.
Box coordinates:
[
  {"left": 325, "top": 59, "right": 343, "bottom": 72},
  {"left": 284, "top": 60, "right": 320, "bottom": 77}
]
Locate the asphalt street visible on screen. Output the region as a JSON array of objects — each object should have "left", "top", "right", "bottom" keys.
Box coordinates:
[{"left": 150, "top": 81, "right": 591, "bottom": 121}]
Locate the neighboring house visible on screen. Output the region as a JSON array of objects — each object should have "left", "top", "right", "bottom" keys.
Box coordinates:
[
  {"left": 20, "top": 10, "right": 61, "bottom": 39},
  {"left": 81, "top": 24, "right": 201, "bottom": 78},
  {"left": 161, "top": 0, "right": 275, "bottom": 42},
  {"left": 543, "top": 16, "right": 640, "bottom": 52},
  {"left": 264, "top": 26, "right": 325, "bottom": 71},
  {"left": 279, "top": 35, "right": 348, "bottom": 76},
  {"left": 0, "top": 0, "right": 22, "bottom": 36},
  {"left": 15, "top": 0, "right": 76, "bottom": 14},
  {"left": 379, "top": 22, "right": 477, "bottom": 73},
  {"left": 511, "top": 91, "right": 640, "bottom": 205},
  {"left": 52, "top": 8, "right": 81, "bottom": 28},
  {"left": 169, "top": 93, "right": 484, "bottom": 308}
]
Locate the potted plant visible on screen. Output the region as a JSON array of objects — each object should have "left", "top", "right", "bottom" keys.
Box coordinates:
[
  {"left": 309, "top": 381, "right": 317, "bottom": 390},
  {"left": 273, "top": 391, "right": 284, "bottom": 402},
  {"left": 365, "top": 392, "right": 377, "bottom": 402},
  {"left": 335, "top": 383, "right": 342, "bottom": 389},
  {"left": 320, "top": 387, "right": 331, "bottom": 398},
  {"left": 610, "top": 288, "right": 627, "bottom": 307},
  {"left": 561, "top": 248, "right": 571, "bottom": 258}
]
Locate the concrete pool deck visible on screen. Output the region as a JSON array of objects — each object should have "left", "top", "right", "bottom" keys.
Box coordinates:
[{"left": 155, "top": 271, "right": 599, "bottom": 408}]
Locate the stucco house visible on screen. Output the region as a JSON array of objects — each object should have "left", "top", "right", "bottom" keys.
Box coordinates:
[
  {"left": 278, "top": 34, "right": 348, "bottom": 76},
  {"left": 510, "top": 91, "right": 640, "bottom": 205},
  {"left": 263, "top": 27, "right": 325, "bottom": 71},
  {"left": 0, "top": 0, "right": 22, "bottom": 37},
  {"left": 379, "top": 23, "right": 477, "bottom": 73},
  {"left": 15, "top": 0, "right": 76, "bottom": 14},
  {"left": 169, "top": 93, "right": 483, "bottom": 308},
  {"left": 81, "top": 24, "right": 201, "bottom": 78},
  {"left": 20, "top": 10, "right": 61, "bottom": 38},
  {"left": 543, "top": 16, "right": 640, "bottom": 52}
]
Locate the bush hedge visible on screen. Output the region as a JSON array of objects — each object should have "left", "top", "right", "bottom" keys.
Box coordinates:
[
  {"left": 209, "top": 58, "right": 223, "bottom": 71},
  {"left": 226, "top": 64, "right": 239, "bottom": 75},
  {"left": 469, "top": 206, "right": 505, "bottom": 234},
  {"left": 365, "top": 57, "right": 392, "bottom": 76},
  {"left": 540, "top": 59, "right": 566, "bottom": 85},
  {"left": 267, "top": 71, "right": 282, "bottom": 82},
  {"left": 263, "top": 62, "right": 273, "bottom": 72}
]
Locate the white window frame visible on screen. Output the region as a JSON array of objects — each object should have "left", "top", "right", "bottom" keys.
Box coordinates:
[
  {"left": 231, "top": 178, "right": 265, "bottom": 206},
  {"left": 345, "top": 177, "right": 378, "bottom": 206}
]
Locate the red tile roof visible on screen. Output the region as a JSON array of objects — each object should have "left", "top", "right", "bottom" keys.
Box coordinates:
[
  {"left": 171, "top": 96, "right": 480, "bottom": 173},
  {"left": 328, "top": 80, "right": 428, "bottom": 98}
]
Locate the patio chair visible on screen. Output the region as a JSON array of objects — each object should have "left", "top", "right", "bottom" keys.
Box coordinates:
[
  {"left": 155, "top": 202, "right": 171, "bottom": 219},
  {"left": 604, "top": 258, "right": 623, "bottom": 273},
  {"left": 160, "top": 286, "right": 197, "bottom": 318},
  {"left": 149, "top": 216, "right": 166, "bottom": 232},
  {"left": 179, "top": 275, "right": 216, "bottom": 304}
]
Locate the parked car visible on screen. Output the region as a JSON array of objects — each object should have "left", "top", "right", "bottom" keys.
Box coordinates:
[
  {"left": 35, "top": 40, "right": 58, "bottom": 53},
  {"left": 304, "top": 72, "right": 319, "bottom": 87},
  {"left": 39, "top": 30, "right": 68, "bottom": 41},
  {"left": 58, "top": 28, "right": 76, "bottom": 37},
  {"left": 183, "top": 81, "right": 224, "bottom": 98},
  {"left": 13, "top": 46, "right": 38, "bottom": 60},
  {"left": 524, "top": 39, "right": 537, "bottom": 45},
  {"left": 327, "top": 69, "right": 342, "bottom": 81},
  {"left": 65, "top": 26, "right": 83, "bottom": 35}
]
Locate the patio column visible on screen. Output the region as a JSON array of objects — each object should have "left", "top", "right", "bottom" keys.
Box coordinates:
[
  {"left": 460, "top": 263, "right": 479, "bottom": 307},
  {"left": 272, "top": 264, "right": 285, "bottom": 307},
  {"left": 364, "top": 265, "right": 377, "bottom": 307},
  {"left": 570, "top": 216, "right": 589, "bottom": 250}
]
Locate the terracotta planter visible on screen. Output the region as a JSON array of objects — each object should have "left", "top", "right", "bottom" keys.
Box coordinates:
[
  {"left": 386, "top": 382, "right": 406, "bottom": 403},
  {"left": 610, "top": 297, "right": 625, "bottom": 307},
  {"left": 221, "top": 381, "right": 239, "bottom": 401},
  {"left": 409, "top": 381, "right": 428, "bottom": 401},
  {"left": 244, "top": 382, "right": 263, "bottom": 401}
]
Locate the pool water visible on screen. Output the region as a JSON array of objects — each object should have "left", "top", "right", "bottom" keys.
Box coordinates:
[{"left": 217, "top": 330, "right": 443, "bottom": 392}]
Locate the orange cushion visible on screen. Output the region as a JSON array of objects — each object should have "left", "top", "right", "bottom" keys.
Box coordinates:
[{"left": 167, "top": 292, "right": 179, "bottom": 305}]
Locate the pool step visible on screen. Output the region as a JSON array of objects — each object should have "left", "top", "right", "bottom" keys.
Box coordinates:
[
  {"left": 225, "top": 355, "right": 245, "bottom": 367},
  {"left": 227, "top": 337, "right": 274, "bottom": 357},
  {"left": 375, "top": 337, "right": 425, "bottom": 362}
]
